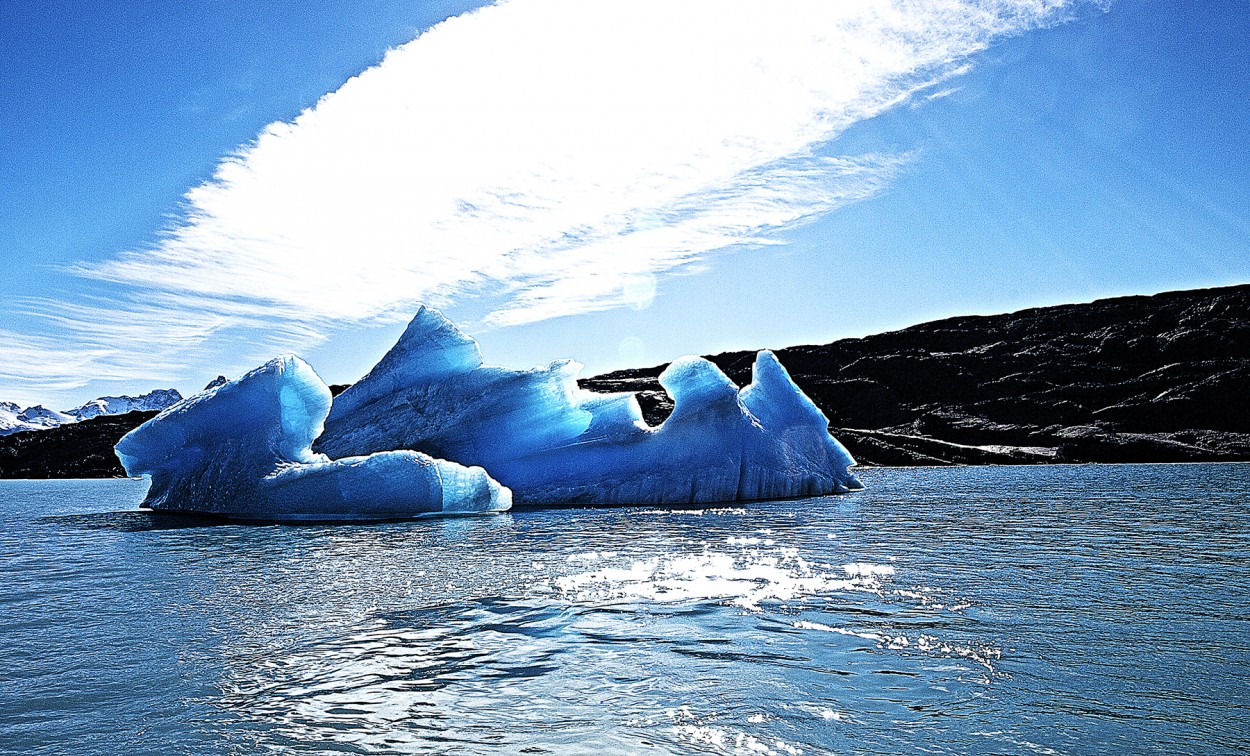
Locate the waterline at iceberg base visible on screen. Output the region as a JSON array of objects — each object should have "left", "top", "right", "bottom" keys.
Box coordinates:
[{"left": 116, "top": 307, "right": 861, "bottom": 520}]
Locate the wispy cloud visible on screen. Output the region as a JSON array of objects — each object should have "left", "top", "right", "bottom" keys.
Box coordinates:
[
  {"left": 17, "top": 0, "right": 1074, "bottom": 398},
  {"left": 0, "top": 329, "right": 171, "bottom": 395}
]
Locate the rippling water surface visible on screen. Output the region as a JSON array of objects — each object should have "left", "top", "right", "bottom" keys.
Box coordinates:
[{"left": 2, "top": 464, "right": 1248, "bottom": 754}]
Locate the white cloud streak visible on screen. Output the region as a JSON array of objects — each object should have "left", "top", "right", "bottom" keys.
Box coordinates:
[{"left": 15, "top": 0, "right": 1073, "bottom": 398}]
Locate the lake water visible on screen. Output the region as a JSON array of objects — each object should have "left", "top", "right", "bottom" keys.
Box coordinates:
[{"left": 1, "top": 464, "right": 1247, "bottom": 755}]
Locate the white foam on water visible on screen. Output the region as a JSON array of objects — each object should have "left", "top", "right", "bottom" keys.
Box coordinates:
[
  {"left": 792, "top": 620, "right": 884, "bottom": 643},
  {"left": 915, "top": 633, "right": 1002, "bottom": 672},
  {"left": 890, "top": 584, "right": 973, "bottom": 612},
  {"left": 631, "top": 507, "right": 750, "bottom": 518},
  {"left": 795, "top": 621, "right": 1003, "bottom": 673},
  {"left": 671, "top": 723, "right": 805, "bottom": 755},
  {"left": 971, "top": 732, "right": 1063, "bottom": 755},
  {"left": 672, "top": 724, "right": 728, "bottom": 749},
  {"left": 842, "top": 562, "right": 895, "bottom": 577}
]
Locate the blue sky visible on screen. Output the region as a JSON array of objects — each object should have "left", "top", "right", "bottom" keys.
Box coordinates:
[{"left": 1, "top": 0, "right": 1247, "bottom": 408}]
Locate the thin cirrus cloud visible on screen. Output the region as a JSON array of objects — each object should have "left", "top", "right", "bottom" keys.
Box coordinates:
[{"left": 18, "top": 0, "right": 1073, "bottom": 398}]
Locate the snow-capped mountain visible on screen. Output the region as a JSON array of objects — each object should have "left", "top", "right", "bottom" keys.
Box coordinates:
[
  {"left": 0, "top": 402, "right": 32, "bottom": 436},
  {"left": 0, "top": 389, "right": 184, "bottom": 436},
  {"left": 19, "top": 405, "right": 75, "bottom": 426},
  {"left": 1, "top": 402, "right": 71, "bottom": 435},
  {"left": 66, "top": 389, "right": 184, "bottom": 421}
]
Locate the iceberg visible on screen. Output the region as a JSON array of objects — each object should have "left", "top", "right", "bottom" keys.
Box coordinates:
[
  {"left": 316, "top": 307, "right": 861, "bottom": 507},
  {"left": 115, "top": 355, "right": 511, "bottom": 520}
]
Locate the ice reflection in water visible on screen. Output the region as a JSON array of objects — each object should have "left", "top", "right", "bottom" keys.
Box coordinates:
[{"left": 3, "top": 464, "right": 1248, "bottom": 754}]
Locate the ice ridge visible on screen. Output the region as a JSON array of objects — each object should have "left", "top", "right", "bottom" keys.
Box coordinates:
[{"left": 316, "top": 308, "right": 861, "bottom": 506}]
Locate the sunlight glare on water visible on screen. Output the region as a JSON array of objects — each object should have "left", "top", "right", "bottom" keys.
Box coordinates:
[{"left": 1, "top": 464, "right": 1248, "bottom": 754}]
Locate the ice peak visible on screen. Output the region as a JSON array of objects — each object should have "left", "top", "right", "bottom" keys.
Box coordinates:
[
  {"left": 113, "top": 308, "right": 860, "bottom": 515},
  {"left": 397, "top": 306, "right": 483, "bottom": 371},
  {"left": 740, "top": 350, "right": 828, "bottom": 429},
  {"left": 659, "top": 357, "right": 741, "bottom": 424},
  {"left": 3, "top": 387, "right": 181, "bottom": 437},
  {"left": 332, "top": 306, "right": 483, "bottom": 417}
]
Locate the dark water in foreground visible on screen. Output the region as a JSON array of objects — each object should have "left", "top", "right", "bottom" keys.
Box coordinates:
[{"left": 1, "top": 464, "right": 1247, "bottom": 755}]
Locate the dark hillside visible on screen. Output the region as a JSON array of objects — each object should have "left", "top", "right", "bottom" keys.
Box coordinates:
[
  {"left": 0, "top": 411, "right": 159, "bottom": 478},
  {"left": 580, "top": 284, "right": 1250, "bottom": 465}
]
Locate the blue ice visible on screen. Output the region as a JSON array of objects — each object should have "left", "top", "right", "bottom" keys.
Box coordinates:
[
  {"left": 115, "top": 355, "right": 511, "bottom": 520},
  {"left": 316, "top": 307, "right": 862, "bottom": 506}
]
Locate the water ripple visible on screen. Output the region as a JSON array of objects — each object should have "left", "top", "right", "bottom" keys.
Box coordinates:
[{"left": 2, "top": 464, "right": 1248, "bottom": 754}]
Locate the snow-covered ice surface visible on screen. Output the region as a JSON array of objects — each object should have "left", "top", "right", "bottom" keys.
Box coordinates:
[
  {"left": 115, "top": 356, "right": 510, "bottom": 520},
  {"left": 317, "top": 307, "right": 861, "bottom": 507}
]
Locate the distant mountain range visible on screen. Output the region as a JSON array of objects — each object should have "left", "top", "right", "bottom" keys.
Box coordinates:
[
  {"left": 0, "top": 403, "right": 73, "bottom": 435},
  {"left": 0, "top": 389, "right": 183, "bottom": 437},
  {"left": 1, "top": 284, "right": 1247, "bottom": 478}
]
